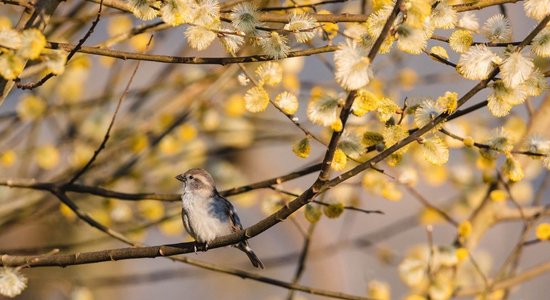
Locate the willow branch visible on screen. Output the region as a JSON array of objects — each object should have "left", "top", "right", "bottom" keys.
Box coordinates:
[
  {"left": 0, "top": 238, "right": 368, "bottom": 300},
  {"left": 258, "top": 0, "right": 347, "bottom": 11},
  {"left": 404, "top": 185, "right": 459, "bottom": 226},
  {"left": 456, "top": 261, "right": 550, "bottom": 297},
  {"left": 431, "top": 35, "right": 522, "bottom": 47},
  {"left": 424, "top": 50, "right": 457, "bottom": 68},
  {"left": 447, "top": 100, "right": 489, "bottom": 122},
  {"left": 49, "top": 190, "right": 135, "bottom": 244},
  {"left": 67, "top": 36, "right": 147, "bottom": 184},
  {"left": 233, "top": 53, "right": 324, "bottom": 146},
  {"left": 316, "top": 91, "right": 356, "bottom": 182},
  {"left": 16, "top": 0, "right": 104, "bottom": 89},
  {"left": 452, "top": 0, "right": 521, "bottom": 12},
  {"left": 311, "top": 200, "right": 383, "bottom": 215},
  {"left": 0, "top": 0, "right": 61, "bottom": 104},
  {"left": 1, "top": 0, "right": 34, "bottom": 10},
  {"left": 176, "top": 256, "right": 369, "bottom": 300},
  {"left": 0, "top": 161, "right": 323, "bottom": 201},
  {"left": 286, "top": 223, "right": 316, "bottom": 300},
  {"left": 4, "top": 5, "right": 547, "bottom": 271},
  {"left": 45, "top": 42, "right": 337, "bottom": 64},
  {"left": 439, "top": 128, "right": 546, "bottom": 157},
  {"left": 84, "top": 0, "right": 520, "bottom": 16},
  {"left": 3, "top": 7, "right": 548, "bottom": 293},
  {"left": 367, "top": 0, "right": 402, "bottom": 62},
  {"left": 324, "top": 14, "right": 550, "bottom": 191},
  {"left": 316, "top": 0, "right": 402, "bottom": 183},
  {"left": 86, "top": 0, "right": 369, "bottom": 23}
]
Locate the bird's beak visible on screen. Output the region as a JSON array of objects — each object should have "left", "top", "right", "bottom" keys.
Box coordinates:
[{"left": 175, "top": 174, "right": 186, "bottom": 182}]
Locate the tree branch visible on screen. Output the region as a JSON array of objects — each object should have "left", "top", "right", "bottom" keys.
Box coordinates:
[
  {"left": 16, "top": 0, "right": 105, "bottom": 89},
  {"left": 456, "top": 261, "right": 550, "bottom": 297},
  {"left": 67, "top": 34, "right": 148, "bottom": 184},
  {"left": 44, "top": 42, "right": 337, "bottom": 65}
]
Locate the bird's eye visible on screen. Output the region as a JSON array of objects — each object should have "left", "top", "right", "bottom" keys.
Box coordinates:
[{"left": 188, "top": 175, "right": 194, "bottom": 180}]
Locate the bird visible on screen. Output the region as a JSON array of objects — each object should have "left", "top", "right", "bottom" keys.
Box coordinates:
[{"left": 176, "top": 168, "right": 264, "bottom": 269}]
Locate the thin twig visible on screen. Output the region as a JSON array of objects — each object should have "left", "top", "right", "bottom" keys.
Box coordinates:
[
  {"left": 457, "top": 261, "right": 550, "bottom": 297},
  {"left": 50, "top": 190, "right": 135, "bottom": 244},
  {"left": 1, "top": 0, "right": 34, "bottom": 11},
  {"left": 440, "top": 128, "right": 546, "bottom": 158},
  {"left": 234, "top": 60, "right": 325, "bottom": 146},
  {"left": 532, "top": 171, "right": 550, "bottom": 206},
  {"left": 312, "top": 200, "right": 383, "bottom": 215},
  {"left": 424, "top": 50, "right": 457, "bottom": 68},
  {"left": 44, "top": 40, "right": 338, "bottom": 64},
  {"left": 67, "top": 35, "right": 152, "bottom": 184},
  {"left": 256, "top": 0, "right": 347, "bottom": 12},
  {"left": 287, "top": 223, "right": 316, "bottom": 300},
  {"left": 431, "top": 35, "right": 522, "bottom": 47},
  {"left": 16, "top": 0, "right": 105, "bottom": 89},
  {"left": 404, "top": 185, "right": 459, "bottom": 226},
  {"left": 324, "top": 14, "right": 550, "bottom": 191},
  {"left": 270, "top": 186, "right": 384, "bottom": 215}
]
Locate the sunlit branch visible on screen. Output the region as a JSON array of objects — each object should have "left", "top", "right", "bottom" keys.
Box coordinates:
[
  {"left": 3, "top": 2, "right": 550, "bottom": 298},
  {"left": 456, "top": 261, "right": 550, "bottom": 297},
  {"left": 232, "top": 54, "right": 325, "bottom": 146},
  {"left": 0, "top": 240, "right": 369, "bottom": 300},
  {"left": 67, "top": 33, "right": 148, "bottom": 184},
  {"left": 171, "top": 256, "right": 370, "bottom": 300},
  {"left": 0, "top": 0, "right": 61, "bottom": 104},
  {"left": 439, "top": 128, "right": 547, "bottom": 158},
  {"left": 3, "top": 11, "right": 548, "bottom": 274},
  {"left": 404, "top": 185, "right": 459, "bottom": 226},
  {"left": 311, "top": 200, "right": 384, "bottom": 215},
  {"left": 431, "top": 35, "right": 523, "bottom": 47},
  {"left": 49, "top": 190, "right": 135, "bottom": 245},
  {"left": 324, "top": 14, "right": 550, "bottom": 191},
  {"left": 16, "top": 0, "right": 105, "bottom": 89},
  {"left": 84, "top": 0, "right": 371, "bottom": 22},
  {"left": 1, "top": 0, "right": 34, "bottom": 11},
  {"left": 452, "top": 0, "right": 522, "bottom": 12},
  {"left": 45, "top": 42, "right": 337, "bottom": 64},
  {"left": 84, "top": 0, "right": 523, "bottom": 16},
  {"left": 423, "top": 50, "right": 457, "bottom": 68},
  {"left": 257, "top": 0, "right": 348, "bottom": 12},
  {"left": 286, "top": 222, "right": 316, "bottom": 300},
  {"left": 270, "top": 186, "right": 384, "bottom": 215}
]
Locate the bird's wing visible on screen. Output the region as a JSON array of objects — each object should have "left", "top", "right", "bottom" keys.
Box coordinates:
[
  {"left": 217, "top": 194, "right": 256, "bottom": 257},
  {"left": 218, "top": 194, "right": 243, "bottom": 232},
  {"left": 181, "top": 207, "right": 196, "bottom": 239}
]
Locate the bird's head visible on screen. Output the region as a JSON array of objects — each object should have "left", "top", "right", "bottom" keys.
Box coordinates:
[{"left": 176, "top": 168, "right": 216, "bottom": 197}]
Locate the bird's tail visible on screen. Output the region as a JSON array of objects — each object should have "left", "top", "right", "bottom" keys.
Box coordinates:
[{"left": 238, "top": 242, "right": 264, "bottom": 269}]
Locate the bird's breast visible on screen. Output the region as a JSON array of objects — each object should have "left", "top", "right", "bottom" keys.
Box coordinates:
[{"left": 181, "top": 194, "right": 231, "bottom": 242}]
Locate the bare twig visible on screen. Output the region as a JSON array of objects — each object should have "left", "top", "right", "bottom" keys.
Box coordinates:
[
  {"left": 45, "top": 42, "right": 337, "bottom": 65},
  {"left": 404, "top": 185, "right": 459, "bottom": 226},
  {"left": 440, "top": 128, "right": 546, "bottom": 158},
  {"left": 431, "top": 35, "right": 522, "bottom": 47},
  {"left": 457, "top": 261, "right": 550, "bottom": 297},
  {"left": 16, "top": 0, "right": 105, "bottom": 89},
  {"left": 286, "top": 223, "right": 316, "bottom": 300},
  {"left": 67, "top": 35, "right": 151, "bottom": 184},
  {"left": 312, "top": 200, "right": 384, "bottom": 215},
  {"left": 257, "top": 0, "right": 347, "bottom": 12}
]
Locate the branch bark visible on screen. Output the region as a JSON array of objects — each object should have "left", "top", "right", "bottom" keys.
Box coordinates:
[{"left": 44, "top": 42, "right": 337, "bottom": 65}]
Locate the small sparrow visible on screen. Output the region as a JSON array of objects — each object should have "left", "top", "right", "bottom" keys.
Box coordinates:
[{"left": 176, "top": 168, "right": 264, "bottom": 269}]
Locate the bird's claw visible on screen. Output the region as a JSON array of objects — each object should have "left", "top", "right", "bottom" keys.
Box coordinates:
[{"left": 193, "top": 242, "right": 208, "bottom": 254}]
